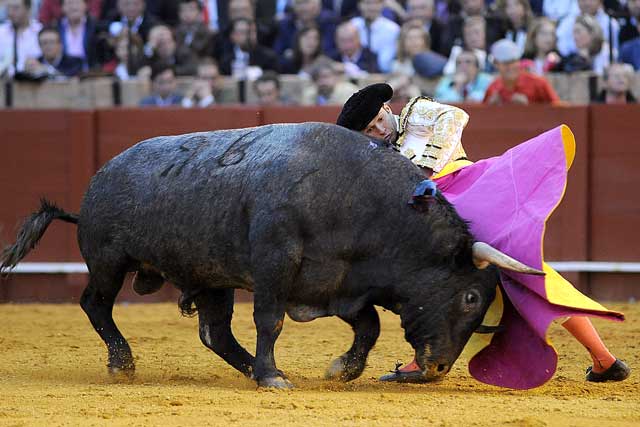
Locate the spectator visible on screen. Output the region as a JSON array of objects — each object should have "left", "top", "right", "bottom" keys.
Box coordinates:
[
  {"left": 620, "top": 16, "right": 640, "bottom": 69},
  {"left": 528, "top": 0, "right": 542, "bottom": 16},
  {"left": 483, "top": 38, "right": 560, "bottom": 105},
  {"left": 405, "top": 0, "right": 447, "bottom": 56},
  {"left": 494, "top": 0, "right": 533, "bottom": 53},
  {"left": 521, "top": 17, "right": 563, "bottom": 75},
  {"left": 350, "top": 0, "right": 401, "bottom": 73},
  {"left": 619, "top": 0, "right": 640, "bottom": 46},
  {"left": 105, "top": 0, "right": 158, "bottom": 43},
  {"left": 594, "top": 62, "right": 637, "bottom": 103},
  {"left": 123, "top": 0, "right": 179, "bottom": 28},
  {"left": 432, "top": 0, "right": 455, "bottom": 22},
  {"left": 381, "top": 0, "right": 409, "bottom": 23},
  {"left": 542, "top": 0, "right": 579, "bottom": 22},
  {"left": 57, "top": 0, "right": 99, "bottom": 71},
  {"left": 254, "top": 0, "right": 289, "bottom": 24},
  {"left": 322, "top": 0, "right": 359, "bottom": 18},
  {"left": 386, "top": 72, "right": 421, "bottom": 103},
  {"left": 211, "top": 0, "right": 248, "bottom": 59},
  {"left": 182, "top": 58, "right": 223, "bottom": 107},
  {"left": 559, "top": 14, "right": 607, "bottom": 73},
  {"left": 218, "top": 17, "right": 279, "bottom": 77},
  {"left": 102, "top": 28, "right": 146, "bottom": 79},
  {"left": 333, "top": 20, "right": 379, "bottom": 77},
  {"left": 0, "top": 0, "right": 42, "bottom": 78},
  {"left": 252, "top": 70, "right": 288, "bottom": 105},
  {"left": 274, "top": 0, "right": 337, "bottom": 59},
  {"left": 440, "top": 0, "right": 507, "bottom": 57},
  {"left": 324, "top": 0, "right": 403, "bottom": 22},
  {"left": 201, "top": 0, "right": 230, "bottom": 33},
  {"left": 23, "top": 26, "right": 83, "bottom": 79},
  {"left": 145, "top": 24, "right": 198, "bottom": 76},
  {"left": 140, "top": 63, "right": 183, "bottom": 106},
  {"left": 175, "top": 0, "right": 213, "bottom": 59},
  {"left": 300, "top": 56, "right": 358, "bottom": 105},
  {"left": 443, "top": 16, "right": 489, "bottom": 75},
  {"left": 98, "top": 0, "right": 164, "bottom": 27},
  {"left": 38, "top": 0, "right": 101, "bottom": 25},
  {"left": 219, "top": 0, "right": 278, "bottom": 49},
  {"left": 279, "top": 25, "right": 323, "bottom": 76},
  {"left": 100, "top": 0, "right": 178, "bottom": 28},
  {"left": 556, "top": 0, "right": 619, "bottom": 61},
  {"left": 392, "top": 20, "right": 446, "bottom": 77},
  {"left": 227, "top": 0, "right": 254, "bottom": 23},
  {"left": 434, "top": 48, "right": 494, "bottom": 102}
]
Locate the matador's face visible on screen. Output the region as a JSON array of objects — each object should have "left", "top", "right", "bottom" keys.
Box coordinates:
[{"left": 362, "top": 104, "right": 398, "bottom": 144}]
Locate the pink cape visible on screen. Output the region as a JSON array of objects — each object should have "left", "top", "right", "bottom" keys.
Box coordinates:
[{"left": 433, "top": 125, "right": 623, "bottom": 389}]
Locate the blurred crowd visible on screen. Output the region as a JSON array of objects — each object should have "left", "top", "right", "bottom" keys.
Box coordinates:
[{"left": 0, "top": 0, "right": 638, "bottom": 107}]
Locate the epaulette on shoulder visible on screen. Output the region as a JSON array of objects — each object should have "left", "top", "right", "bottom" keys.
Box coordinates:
[{"left": 398, "top": 95, "right": 436, "bottom": 136}]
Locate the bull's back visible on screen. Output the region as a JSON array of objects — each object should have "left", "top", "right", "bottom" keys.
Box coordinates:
[{"left": 77, "top": 123, "right": 410, "bottom": 285}]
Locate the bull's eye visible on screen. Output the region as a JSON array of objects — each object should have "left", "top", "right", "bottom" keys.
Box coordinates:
[
  {"left": 462, "top": 290, "right": 481, "bottom": 311},
  {"left": 465, "top": 292, "right": 478, "bottom": 304}
]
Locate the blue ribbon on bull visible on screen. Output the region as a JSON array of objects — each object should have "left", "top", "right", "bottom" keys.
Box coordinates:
[{"left": 408, "top": 179, "right": 438, "bottom": 206}]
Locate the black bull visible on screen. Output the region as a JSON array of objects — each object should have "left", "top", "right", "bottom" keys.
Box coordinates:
[{"left": 1, "top": 122, "right": 542, "bottom": 388}]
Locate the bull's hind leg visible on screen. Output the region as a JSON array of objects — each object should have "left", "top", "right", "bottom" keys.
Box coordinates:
[
  {"left": 252, "top": 287, "right": 291, "bottom": 389},
  {"left": 249, "top": 227, "right": 301, "bottom": 389},
  {"left": 194, "top": 288, "right": 255, "bottom": 378},
  {"left": 80, "top": 264, "right": 134, "bottom": 375},
  {"left": 325, "top": 305, "right": 380, "bottom": 382}
]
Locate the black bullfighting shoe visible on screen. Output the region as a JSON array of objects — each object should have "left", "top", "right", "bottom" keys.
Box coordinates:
[
  {"left": 378, "top": 362, "right": 429, "bottom": 384},
  {"left": 586, "top": 359, "right": 631, "bottom": 382}
]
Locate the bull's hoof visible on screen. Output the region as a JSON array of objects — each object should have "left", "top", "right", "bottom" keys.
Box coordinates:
[
  {"left": 325, "top": 356, "right": 363, "bottom": 382},
  {"left": 107, "top": 364, "right": 135, "bottom": 380},
  {"left": 258, "top": 376, "right": 294, "bottom": 389}
]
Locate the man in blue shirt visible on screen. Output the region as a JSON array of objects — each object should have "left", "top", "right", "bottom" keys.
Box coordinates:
[{"left": 139, "top": 64, "right": 184, "bottom": 106}]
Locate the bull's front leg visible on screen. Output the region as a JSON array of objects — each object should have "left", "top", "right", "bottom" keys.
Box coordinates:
[
  {"left": 194, "top": 288, "right": 255, "bottom": 378},
  {"left": 325, "top": 304, "right": 380, "bottom": 381}
]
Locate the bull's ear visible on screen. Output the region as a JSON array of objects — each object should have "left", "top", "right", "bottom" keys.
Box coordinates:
[
  {"left": 472, "top": 242, "right": 545, "bottom": 275},
  {"left": 408, "top": 179, "right": 438, "bottom": 208}
]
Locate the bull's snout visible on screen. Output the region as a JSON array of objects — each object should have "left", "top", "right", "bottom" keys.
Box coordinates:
[
  {"left": 415, "top": 347, "right": 451, "bottom": 382},
  {"left": 420, "top": 361, "right": 451, "bottom": 381}
]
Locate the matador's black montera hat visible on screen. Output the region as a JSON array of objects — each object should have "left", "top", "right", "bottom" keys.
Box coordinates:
[{"left": 336, "top": 83, "right": 393, "bottom": 131}]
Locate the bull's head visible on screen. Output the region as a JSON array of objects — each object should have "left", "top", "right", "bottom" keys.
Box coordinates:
[{"left": 397, "top": 242, "right": 543, "bottom": 382}]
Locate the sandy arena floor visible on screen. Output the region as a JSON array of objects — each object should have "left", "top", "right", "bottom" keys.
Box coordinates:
[{"left": 0, "top": 301, "right": 638, "bottom": 427}]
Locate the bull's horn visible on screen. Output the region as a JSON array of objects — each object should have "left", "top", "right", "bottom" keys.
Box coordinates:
[
  {"left": 472, "top": 242, "right": 545, "bottom": 275},
  {"left": 475, "top": 324, "right": 505, "bottom": 334}
]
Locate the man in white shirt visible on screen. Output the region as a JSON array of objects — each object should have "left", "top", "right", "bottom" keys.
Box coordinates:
[
  {"left": 0, "top": 0, "right": 41, "bottom": 77},
  {"left": 349, "top": 0, "right": 400, "bottom": 73},
  {"left": 543, "top": 0, "right": 579, "bottom": 22}
]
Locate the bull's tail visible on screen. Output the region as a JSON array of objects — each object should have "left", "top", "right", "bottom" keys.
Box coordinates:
[{"left": 0, "top": 199, "right": 78, "bottom": 273}]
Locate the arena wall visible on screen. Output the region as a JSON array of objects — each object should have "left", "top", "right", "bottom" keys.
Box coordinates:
[{"left": 0, "top": 106, "right": 638, "bottom": 302}]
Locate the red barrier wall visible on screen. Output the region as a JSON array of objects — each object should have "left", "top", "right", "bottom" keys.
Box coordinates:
[
  {"left": 0, "top": 106, "right": 638, "bottom": 302},
  {"left": 95, "top": 107, "right": 262, "bottom": 167},
  {"left": 589, "top": 105, "right": 640, "bottom": 300},
  {"left": 0, "top": 110, "right": 94, "bottom": 263}
]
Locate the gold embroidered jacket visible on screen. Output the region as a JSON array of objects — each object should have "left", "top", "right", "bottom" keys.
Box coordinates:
[{"left": 393, "top": 96, "right": 469, "bottom": 172}]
